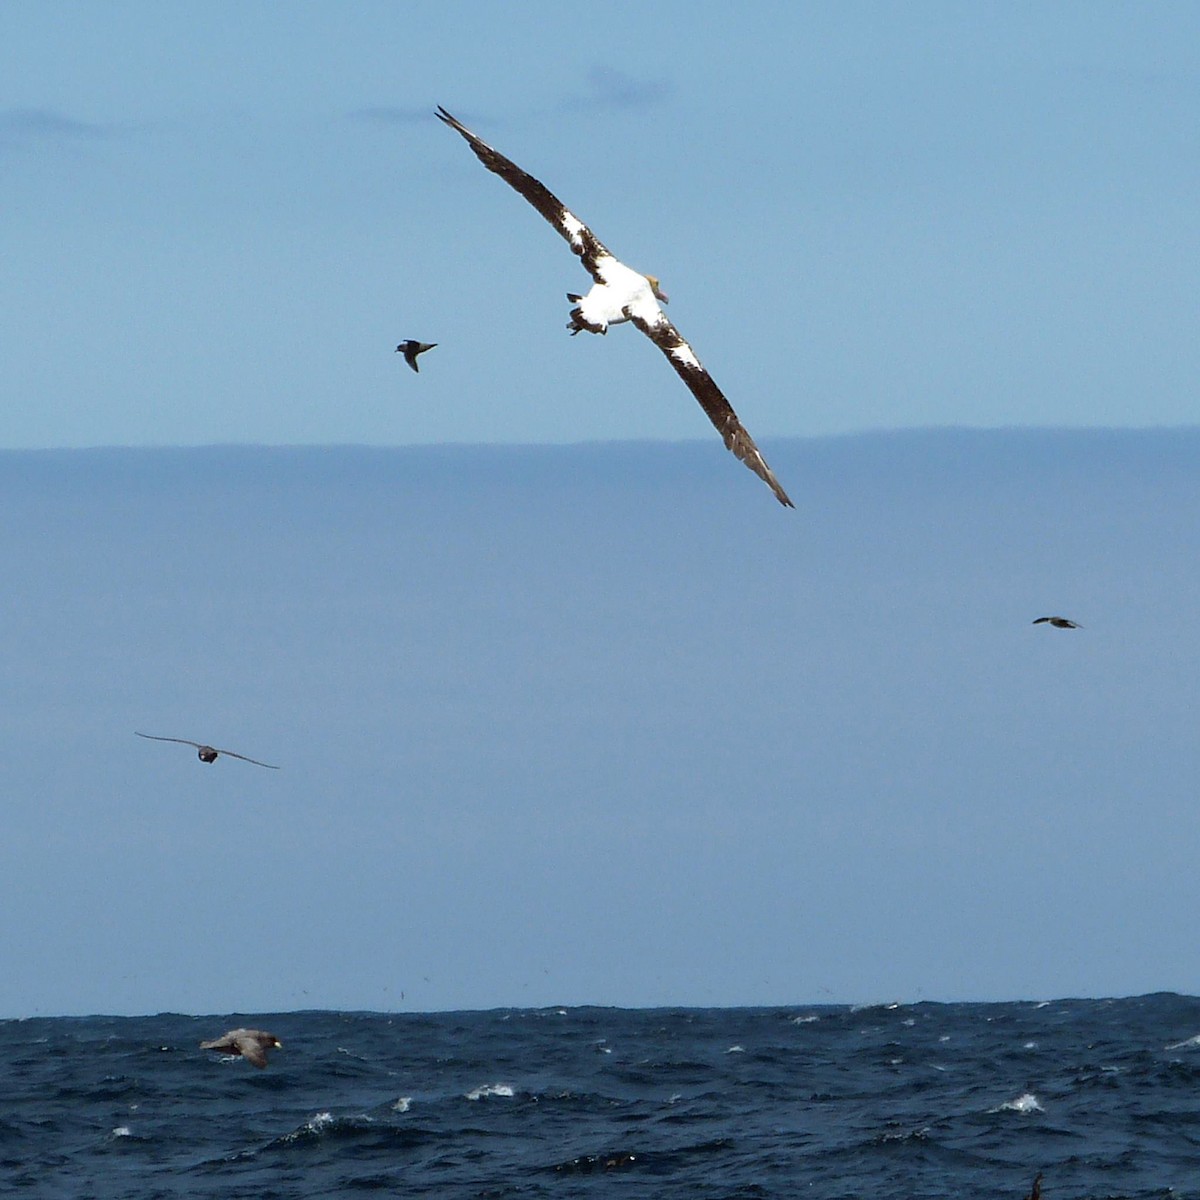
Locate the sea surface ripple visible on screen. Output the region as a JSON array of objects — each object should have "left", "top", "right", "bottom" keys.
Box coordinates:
[{"left": 4, "top": 993, "right": 1200, "bottom": 1198}]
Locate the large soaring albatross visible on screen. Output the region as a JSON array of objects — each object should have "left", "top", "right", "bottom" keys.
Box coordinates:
[
  {"left": 436, "top": 105, "right": 793, "bottom": 508},
  {"left": 135, "top": 731, "right": 280, "bottom": 769}
]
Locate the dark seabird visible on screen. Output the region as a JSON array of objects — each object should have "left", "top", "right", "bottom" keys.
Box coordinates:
[
  {"left": 1025, "top": 1172, "right": 1043, "bottom": 1200},
  {"left": 199, "top": 1028, "right": 282, "bottom": 1068},
  {"left": 1032, "top": 616, "right": 1083, "bottom": 629},
  {"left": 436, "top": 105, "right": 794, "bottom": 508},
  {"left": 396, "top": 340, "right": 437, "bottom": 372},
  {"left": 135, "top": 731, "right": 280, "bottom": 769}
]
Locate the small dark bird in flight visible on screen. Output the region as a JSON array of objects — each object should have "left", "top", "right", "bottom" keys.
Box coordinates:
[
  {"left": 396, "top": 340, "right": 437, "bottom": 372},
  {"left": 435, "top": 105, "right": 793, "bottom": 507},
  {"left": 1025, "top": 1171, "right": 1043, "bottom": 1200},
  {"left": 200, "top": 1028, "right": 282, "bottom": 1069},
  {"left": 1032, "top": 616, "right": 1083, "bottom": 629},
  {"left": 135, "top": 731, "right": 280, "bottom": 769}
]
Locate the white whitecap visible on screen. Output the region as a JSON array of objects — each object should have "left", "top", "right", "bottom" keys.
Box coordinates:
[
  {"left": 392, "top": 1096, "right": 412, "bottom": 1113},
  {"left": 466, "top": 1082, "right": 514, "bottom": 1101},
  {"left": 992, "top": 1092, "right": 1043, "bottom": 1114},
  {"left": 112, "top": 1126, "right": 132, "bottom": 1138},
  {"left": 726, "top": 1044, "right": 745, "bottom": 1054},
  {"left": 791, "top": 1014, "right": 819, "bottom": 1024},
  {"left": 1165, "top": 1033, "right": 1200, "bottom": 1051}
]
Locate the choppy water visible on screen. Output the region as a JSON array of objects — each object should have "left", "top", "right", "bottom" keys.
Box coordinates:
[{"left": 5, "top": 994, "right": 1200, "bottom": 1198}]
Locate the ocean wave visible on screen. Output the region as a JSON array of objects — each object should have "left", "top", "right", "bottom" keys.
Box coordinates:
[
  {"left": 10, "top": 997, "right": 1200, "bottom": 1198},
  {"left": 1165, "top": 1033, "right": 1200, "bottom": 1051},
  {"left": 465, "top": 1082, "right": 514, "bottom": 1101}
]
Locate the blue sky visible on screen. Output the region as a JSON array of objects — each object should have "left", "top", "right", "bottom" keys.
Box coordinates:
[
  {"left": 3, "top": 433, "right": 1200, "bottom": 1017},
  {"left": 3, "top": 4, "right": 1200, "bottom": 1019},
  {"left": 4, "top": 1, "right": 1200, "bottom": 449}
]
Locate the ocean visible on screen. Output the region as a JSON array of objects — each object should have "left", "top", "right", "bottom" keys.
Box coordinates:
[{"left": 4, "top": 994, "right": 1199, "bottom": 1198}]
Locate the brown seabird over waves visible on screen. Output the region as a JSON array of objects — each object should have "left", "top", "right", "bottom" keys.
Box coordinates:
[
  {"left": 200, "top": 1028, "right": 282, "bottom": 1069},
  {"left": 396, "top": 340, "right": 437, "bottom": 372},
  {"left": 1032, "top": 616, "right": 1083, "bottom": 629},
  {"left": 435, "top": 105, "right": 794, "bottom": 508},
  {"left": 135, "top": 732, "right": 280, "bottom": 769}
]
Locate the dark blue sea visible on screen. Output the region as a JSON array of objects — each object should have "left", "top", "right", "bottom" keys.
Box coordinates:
[{"left": 5, "top": 995, "right": 1200, "bottom": 1198}]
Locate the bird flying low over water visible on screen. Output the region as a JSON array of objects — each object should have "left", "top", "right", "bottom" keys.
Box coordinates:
[
  {"left": 435, "top": 105, "right": 794, "bottom": 508},
  {"left": 396, "top": 340, "right": 437, "bottom": 372},
  {"left": 200, "top": 1028, "right": 282, "bottom": 1068},
  {"left": 1032, "top": 616, "right": 1083, "bottom": 629},
  {"left": 135, "top": 731, "right": 280, "bottom": 769}
]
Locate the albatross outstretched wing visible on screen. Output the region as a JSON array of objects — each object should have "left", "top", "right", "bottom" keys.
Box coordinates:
[
  {"left": 436, "top": 106, "right": 611, "bottom": 282},
  {"left": 214, "top": 747, "right": 281, "bottom": 770},
  {"left": 135, "top": 732, "right": 205, "bottom": 750},
  {"left": 630, "top": 310, "right": 794, "bottom": 507}
]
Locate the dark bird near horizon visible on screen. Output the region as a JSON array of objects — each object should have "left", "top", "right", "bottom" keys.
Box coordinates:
[
  {"left": 1032, "top": 617, "right": 1083, "bottom": 629},
  {"left": 435, "top": 105, "right": 793, "bottom": 507},
  {"left": 135, "top": 732, "right": 280, "bottom": 769},
  {"left": 200, "top": 1028, "right": 282, "bottom": 1069},
  {"left": 396, "top": 340, "right": 437, "bottom": 371}
]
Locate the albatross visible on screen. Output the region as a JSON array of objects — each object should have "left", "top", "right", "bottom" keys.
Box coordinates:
[
  {"left": 436, "top": 105, "right": 793, "bottom": 508},
  {"left": 135, "top": 731, "right": 280, "bottom": 769},
  {"left": 200, "top": 1028, "right": 282, "bottom": 1068},
  {"left": 1032, "top": 616, "right": 1083, "bottom": 629}
]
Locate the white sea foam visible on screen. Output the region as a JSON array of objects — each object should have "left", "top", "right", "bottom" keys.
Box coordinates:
[
  {"left": 791, "top": 1014, "right": 819, "bottom": 1024},
  {"left": 466, "top": 1082, "right": 514, "bottom": 1100},
  {"left": 726, "top": 1044, "right": 745, "bottom": 1054},
  {"left": 992, "top": 1092, "right": 1043, "bottom": 1114},
  {"left": 1165, "top": 1033, "right": 1200, "bottom": 1051},
  {"left": 392, "top": 1096, "right": 412, "bottom": 1113},
  {"left": 278, "top": 1111, "right": 337, "bottom": 1145},
  {"left": 112, "top": 1126, "right": 132, "bottom": 1138}
]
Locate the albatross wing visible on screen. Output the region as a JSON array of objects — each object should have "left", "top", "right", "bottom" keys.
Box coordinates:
[
  {"left": 437, "top": 106, "right": 611, "bottom": 281},
  {"left": 233, "top": 1034, "right": 270, "bottom": 1069},
  {"left": 215, "top": 747, "right": 281, "bottom": 770},
  {"left": 135, "top": 732, "right": 203, "bottom": 750},
  {"left": 630, "top": 311, "right": 794, "bottom": 507}
]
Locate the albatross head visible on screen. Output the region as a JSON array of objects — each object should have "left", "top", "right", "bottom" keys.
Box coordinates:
[{"left": 645, "top": 275, "right": 669, "bottom": 304}]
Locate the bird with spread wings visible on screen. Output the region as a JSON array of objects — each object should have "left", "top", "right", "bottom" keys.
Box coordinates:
[
  {"left": 135, "top": 731, "right": 280, "bottom": 769},
  {"left": 436, "top": 106, "right": 793, "bottom": 508}
]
